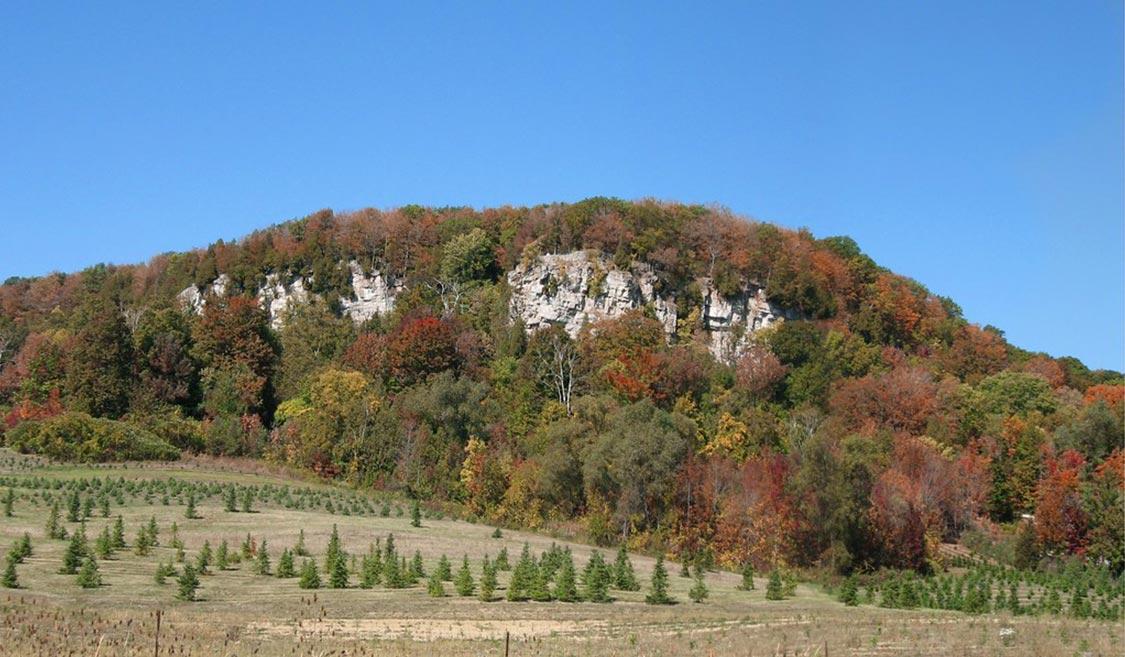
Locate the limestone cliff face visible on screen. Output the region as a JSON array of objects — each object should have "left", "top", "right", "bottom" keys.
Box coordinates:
[
  {"left": 507, "top": 251, "right": 792, "bottom": 362},
  {"left": 506, "top": 251, "right": 677, "bottom": 338},
  {"left": 176, "top": 261, "right": 402, "bottom": 327}
]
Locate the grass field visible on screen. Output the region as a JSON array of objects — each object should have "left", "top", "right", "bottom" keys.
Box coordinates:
[{"left": 0, "top": 452, "right": 1119, "bottom": 657}]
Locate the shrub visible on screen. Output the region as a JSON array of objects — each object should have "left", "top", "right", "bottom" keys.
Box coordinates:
[{"left": 6, "top": 412, "right": 179, "bottom": 462}]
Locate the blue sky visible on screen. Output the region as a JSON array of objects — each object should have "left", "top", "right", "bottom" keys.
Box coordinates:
[{"left": 1, "top": 2, "right": 1121, "bottom": 370}]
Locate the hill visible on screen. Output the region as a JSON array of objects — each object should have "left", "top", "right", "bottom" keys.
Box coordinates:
[{"left": 0, "top": 198, "right": 1121, "bottom": 576}]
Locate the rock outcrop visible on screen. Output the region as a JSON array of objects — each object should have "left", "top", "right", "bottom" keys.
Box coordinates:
[
  {"left": 176, "top": 261, "right": 402, "bottom": 327},
  {"left": 507, "top": 251, "right": 792, "bottom": 362},
  {"left": 506, "top": 251, "right": 677, "bottom": 338}
]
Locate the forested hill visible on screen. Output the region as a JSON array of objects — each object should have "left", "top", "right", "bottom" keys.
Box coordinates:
[{"left": 0, "top": 198, "right": 1121, "bottom": 574}]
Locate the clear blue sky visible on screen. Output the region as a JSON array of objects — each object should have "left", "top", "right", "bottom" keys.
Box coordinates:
[{"left": 1, "top": 3, "right": 1121, "bottom": 370}]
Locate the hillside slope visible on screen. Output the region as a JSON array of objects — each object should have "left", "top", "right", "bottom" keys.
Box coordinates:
[{"left": 0, "top": 198, "right": 1121, "bottom": 575}]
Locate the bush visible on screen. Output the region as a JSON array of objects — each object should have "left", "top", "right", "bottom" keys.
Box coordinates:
[{"left": 5, "top": 412, "right": 179, "bottom": 462}]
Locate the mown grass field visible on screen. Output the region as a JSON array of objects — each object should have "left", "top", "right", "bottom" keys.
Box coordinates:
[{"left": 0, "top": 451, "right": 1119, "bottom": 657}]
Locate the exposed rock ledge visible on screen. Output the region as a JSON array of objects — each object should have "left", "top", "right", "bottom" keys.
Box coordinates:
[
  {"left": 176, "top": 261, "right": 402, "bottom": 328},
  {"left": 507, "top": 251, "right": 793, "bottom": 362}
]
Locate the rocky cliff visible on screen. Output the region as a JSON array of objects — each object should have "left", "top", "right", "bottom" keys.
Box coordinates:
[
  {"left": 507, "top": 251, "right": 792, "bottom": 362},
  {"left": 177, "top": 251, "right": 792, "bottom": 361}
]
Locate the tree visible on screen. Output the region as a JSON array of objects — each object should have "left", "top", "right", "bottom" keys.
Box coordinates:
[
  {"left": 766, "top": 568, "right": 784, "bottom": 600},
  {"left": 45, "top": 502, "right": 65, "bottom": 540},
  {"left": 738, "top": 562, "right": 756, "bottom": 590},
  {"left": 133, "top": 307, "right": 198, "bottom": 411},
  {"left": 582, "top": 551, "right": 611, "bottom": 603},
  {"left": 325, "top": 524, "right": 342, "bottom": 574},
  {"left": 60, "top": 528, "right": 85, "bottom": 574},
  {"left": 216, "top": 540, "right": 230, "bottom": 571},
  {"left": 427, "top": 569, "right": 446, "bottom": 597},
  {"left": 184, "top": 493, "right": 198, "bottom": 519},
  {"left": 329, "top": 551, "right": 349, "bottom": 588},
  {"left": 275, "top": 300, "right": 354, "bottom": 401},
  {"left": 66, "top": 297, "right": 133, "bottom": 418},
  {"left": 193, "top": 295, "right": 279, "bottom": 418},
  {"left": 3, "top": 487, "right": 14, "bottom": 517},
  {"left": 689, "top": 566, "right": 709, "bottom": 603},
  {"left": 255, "top": 539, "right": 271, "bottom": 575},
  {"left": 645, "top": 555, "right": 673, "bottom": 605},
  {"left": 612, "top": 546, "right": 639, "bottom": 591},
  {"left": 276, "top": 548, "right": 295, "bottom": 578},
  {"left": 838, "top": 575, "right": 859, "bottom": 606},
  {"left": 2, "top": 558, "right": 18, "bottom": 588},
  {"left": 111, "top": 515, "right": 125, "bottom": 548},
  {"left": 529, "top": 563, "right": 553, "bottom": 602},
  {"left": 298, "top": 559, "right": 321, "bottom": 589},
  {"left": 553, "top": 553, "right": 580, "bottom": 602},
  {"left": 410, "top": 500, "right": 422, "bottom": 528},
  {"left": 177, "top": 564, "right": 200, "bottom": 601},
  {"left": 454, "top": 555, "right": 475, "bottom": 596},
  {"left": 76, "top": 556, "right": 102, "bottom": 588},
  {"left": 528, "top": 326, "right": 583, "bottom": 415},
  {"left": 478, "top": 555, "right": 497, "bottom": 602}
]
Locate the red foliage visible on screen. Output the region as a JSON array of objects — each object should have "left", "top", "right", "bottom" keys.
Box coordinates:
[
  {"left": 1022, "top": 356, "right": 1066, "bottom": 389},
  {"left": 1083, "top": 384, "right": 1125, "bottom": 412},
  {"left": 829, "top": 366, "right": 942, "bottom": 436},
  {"left": 384, "top": 315, "right": 459, "bottom": 386},
  {"left": 735, "top": 346, "right": 787, "bottom": 398},
  {"left": 3, "top": 388, "right": 64, "bottom": 429},
  {"left": 940, "top": 324, "right": 1008, "bottom": 383},
  {"left": 1035, "top": 449, "right": 1088, "bottom": 553}
]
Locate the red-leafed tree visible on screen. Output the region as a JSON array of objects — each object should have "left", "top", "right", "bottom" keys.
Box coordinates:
[{"left": 1034, "top": 449, "right": 1088, "bottom": 554}]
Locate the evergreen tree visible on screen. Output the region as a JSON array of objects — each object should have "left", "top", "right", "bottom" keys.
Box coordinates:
[
  {"left": 582, "top": 551, "right": 610, "bottom": 603},
  {"left": 241, "top": 487, "right": 254, "bottom": 513},
  {"left": 177, "top": 564, "right": 200, "bottom": 601},
  {"left": 495, "top": 547, "right": 510, "bottom": 571},
  {"left": 766, "top": 568, "right": 784, "bottom": 600},
  {"left": 146, "top": 516, "right": 160, "bottom": 546},
  {"left": 613, "top": 546, "right": 640, "bottom": 591},
  {"left": 738, "top": 562, "right": 755, "bottom": 590},
  {"left": 224, "top": 486, "right": 237, "bottom": 512},
  {"left": 98, "top": 495, "right": 110, "bottom": 518},
  {"left": 298, "top": 558, "right": 321, "bottom": 589},
  {"left": 81, "top": 495, "right": 93, "bottom": 519},
  {"left": 67, "top": 490, "right": 80, "bottom": 523},
  {"left": 554, "top": 554, "right": 579, "bottom": 602},
  {"left": 216, "top": 540, "right": 230, "bottom": 571},
  {"left": 410, "top": 550, "right": 426, "bottom": 580},
  {"left": 839, "top": 575, "right": 859, "bottom": 606},
  {"left": 478, "top": 555, "right": 497, "bottom": 602},
  {"left": 196, "top": 540, "right": 212, "bottom": 574},
  {"left": 2, "top": 558, "right": 18, "bottom": 588},
  {"left": 329, "top": 551, "right": 349, "bottom": 588},
  {"left": 295, "top": 529, "right": 309, "bottom": 556},
  {"left": 45, "top": 502, "right": 64, "bottom": 540},
  {"left": 455, "top": 555, "right": 475, "bottom": 596},
  {"left": 530, "top": 563, "right": 553, "bottom": 602},
  {"left": 508, "top": 544, "right": 535, "bottom": 601},
  {"left": 77, "top": 556, "right": 102, "bottom": 588},
  {"left": 255, "top": 539, "right": 271, "bottom": 575},
  {"left": 134, "top": 525, "right": 153, "bottom": 556},
  {"left": 240, "top": 533, "right": 254, "bottom": 560},
  {"left": 491, "top": 527, "right": 502, "bottom": 539},
  {"left": 94, "top": 526, "right": 113, "bottom": 559},
  {"left": 359, "top": 547, "right": 381, "bottom": 588},
  {"left": 410, "top": 499, "right": 422, "bottom": 527},
  {"left": 3, "top": 487, "right": 13, "bottom": 517},
  {"left": 277, "top": 548, "right": 295, "bottom": 578},
  {"left": 12, "top": 533, "right": 32, "bottom": 562},
  {"left": 325, "top": 524, "right": 342, "bottom": 574},
  {"left": 689, "top": 565, "right": 709, "bottom": 603},
  {"left": 436, "top": 554, "right": 452, "bottom": 581},
  {"left": 61, "top": 528, "right": 85, "bottom": 574},
  {"left": 645, "top": 555, "right": 673, "bottom": 605},
  {"left": 184, "top": 492, "right": 198, "bottom": 519},
  {"left": 427, "top": 569, "right": 446, "bottom": 597},
  {"left": 111, "top": 515, "right": 125, "bottom": 548}
]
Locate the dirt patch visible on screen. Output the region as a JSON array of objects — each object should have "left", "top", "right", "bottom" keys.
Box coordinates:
[{"left": 248, "top": 617, "right": 609, "bottom": 641}]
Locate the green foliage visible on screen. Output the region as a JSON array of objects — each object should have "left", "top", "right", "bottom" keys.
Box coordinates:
[
  {"left": 177, "top": 563, "right": 200, "bottom": 601},
  {"left": 298, "top": 558, "right": 321, "bottom": 589},
  {"left": 738, "top": 562, "right": 755, "bottom": 590},
  {"left": 76, "top": 556, "right": 102, "bottom": 588},
  {"left": 645, "top": 555, "right": 673, "bottom": 605},
  {"left": 454, "top": 555, "right": 475, "bottom": 596},
  {"left": 478, "top": 555, "right": 496, "bottom": 602},
  {"left": 766, "top": 569, "right": 784, "bottom": 600},
  {"left": 838, "top": 575, "right": 859, "bottom": 606},
  {"left": 612, "top": 546, "right": 639, "bottom": 591},
  {"left": 6, "top": 413, "right": 179, "bottom": 462},
  {"left": 689, "top": 566, "right": 709, "bottom": 603}
]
